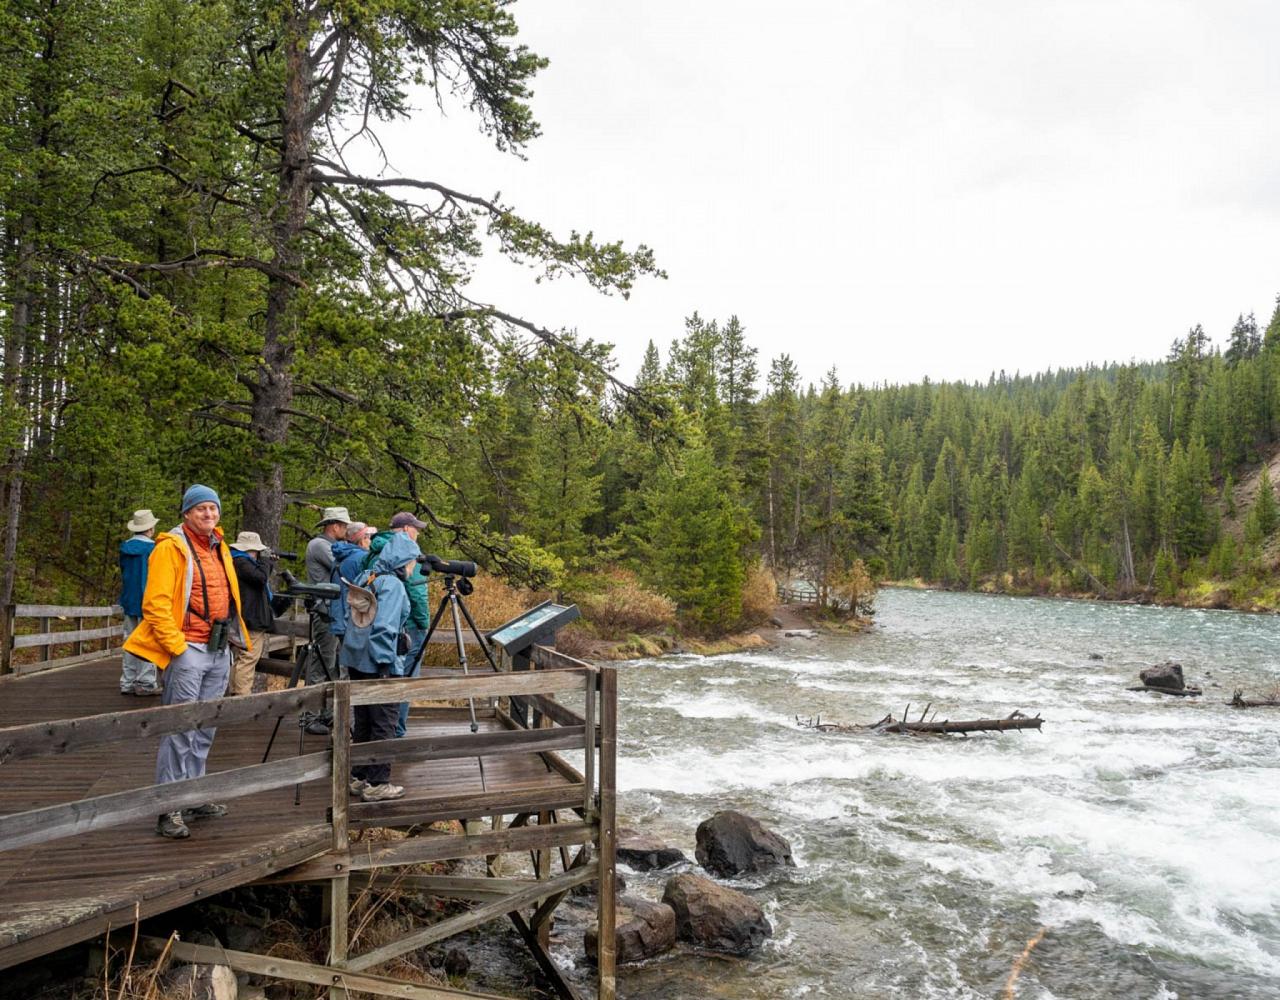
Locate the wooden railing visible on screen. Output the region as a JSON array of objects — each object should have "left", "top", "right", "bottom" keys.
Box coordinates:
[
  {"left": 0, "top": 652, "right": 619, "bottom": 999},
  {"left": 0, "top": 603, "right": 125, "bottom": 676},
  {"left": 0, "top": 601, "right": 308, "bottom": 679}
]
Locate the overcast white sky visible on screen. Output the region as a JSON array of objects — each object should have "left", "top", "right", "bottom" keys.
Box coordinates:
[{"left": 374, "top": 0, "right": 1280, "bottom": 388}]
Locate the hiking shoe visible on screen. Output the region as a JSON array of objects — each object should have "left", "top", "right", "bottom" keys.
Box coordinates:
[
  {"left": 361, "top": 783, "right": 405, "bottom": 802},
  {"left": 349, "top": 778, "right": 370, "bottom": 797},
  {"left": 156, "top": 812, "right": 190, "bottom": 839},
  {"left": 133, "top": 684, "right": 163, "bottom": 697},
  {"left": 181, "top": 803, "right": 228, "bottom": 821},
  {"left": 304, "top": 719, "right": 331, "bottom": 736}
]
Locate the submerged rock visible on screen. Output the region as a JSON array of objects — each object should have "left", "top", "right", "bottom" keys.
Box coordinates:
[
  {"left": 584, "top": 895, "right": 677, "bottom": 964},
  {"left": 617, "top": 829, "right": 687, "bottom": 871},
  {"left": 443, "top": 947, "right": 470, "bottom": 978},
  {"left": 662, "top": 874, "right": 772, "bottom": 954},
  {"left": 695, "top": 810, "right": 793, "bottom": 877},
  {"left": 1139, "top": 661, "right": 1185, "bottom": 691}
]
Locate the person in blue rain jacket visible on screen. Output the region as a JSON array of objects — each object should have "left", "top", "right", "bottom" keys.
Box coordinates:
[{"left": 339, "top": 530, "right": 419, "bottom": 802}]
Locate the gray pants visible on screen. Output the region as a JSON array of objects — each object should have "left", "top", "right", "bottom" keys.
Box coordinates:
[
  {"left": 120, "top": 614, "right": 159, "bottom": 692},
  {"left": 301, "top": 611, "right": 342, "bottom": 724},
  {"left": 155, "top": 643, "right": 231, "bottom": 785}
]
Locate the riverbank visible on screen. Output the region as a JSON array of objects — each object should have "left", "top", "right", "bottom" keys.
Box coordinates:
[{"left": 884, "top": 572, "right": 1280, "bottom": 615}]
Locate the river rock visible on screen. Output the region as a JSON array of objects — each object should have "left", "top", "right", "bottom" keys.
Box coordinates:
[
  {"left": 166, "top": 962, "right": 237, "bottom": 1000},
  {"left": 695, "top": 810, "right": 793, "bottom": 877},
  {"left": 584, "top": 895, "right": 677, "bottom": 964},
  {"left": 662, "top": 873, "right": 772, "bottom": 954},
  {"left": 1139, "top": 661, "right": 1185, "bottom": 691},
  {"left": 443, "top": 947, "right": 470, "bottom": 978},
  {"left": 617, "top": 829, "right": 687, "bottom": 871}
]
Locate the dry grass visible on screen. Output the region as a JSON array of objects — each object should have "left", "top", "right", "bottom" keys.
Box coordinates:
[
  {"left": 572, "top": 567, "right": 677, "bottom": 639},
  {"left": 88, "top": 875, "right": 457, "bottom": 1000},
  {"left": 418, "top": 573, "right": 544, "bottom": 668},
  {"left": 738, "top": 561, "right": 778, "bottom": 627}
]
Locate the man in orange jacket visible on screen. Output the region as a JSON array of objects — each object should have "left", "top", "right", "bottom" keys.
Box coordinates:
[{"left": 124, "top": 484, "right": 252, "bottom": 839}]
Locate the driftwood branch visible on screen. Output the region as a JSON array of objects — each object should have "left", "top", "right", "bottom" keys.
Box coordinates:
[
  {"left": 1228, "top": 689, "right": 1280, "bottom": 708},
  {"left": 796, "top": 708, "right": 1044, "bottom": 737}
]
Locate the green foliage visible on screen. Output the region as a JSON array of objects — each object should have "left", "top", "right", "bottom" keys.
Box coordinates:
[{"left": 632, "top": 439, "right": 757, "bottom": 632}]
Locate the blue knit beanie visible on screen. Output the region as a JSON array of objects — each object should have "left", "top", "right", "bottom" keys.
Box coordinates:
[{"left": 181, "top": 484, "right": 221, "bottom": 513}]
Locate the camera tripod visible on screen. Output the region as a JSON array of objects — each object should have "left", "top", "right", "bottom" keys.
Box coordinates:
[{"left": 406, "top": 571, "right": 502, "bottom": 790}]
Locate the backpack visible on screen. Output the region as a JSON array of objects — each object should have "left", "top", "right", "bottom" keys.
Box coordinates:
[{"left": 343, "top": 575, "right": 378, "bottom": 628}]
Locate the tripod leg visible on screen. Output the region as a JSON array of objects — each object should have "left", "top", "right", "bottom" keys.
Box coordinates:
[
  {"left": 455, "top": 594, "right": 502, "bottom": 673},
  {"left": 405, "top": 593, "right": 452, "bottom": 678},
  {"left": 262, "top": 640, "right": 310, "bottom": 764},
  {"left": 448, "top": 591, "right": 487, "bottom": 792}
]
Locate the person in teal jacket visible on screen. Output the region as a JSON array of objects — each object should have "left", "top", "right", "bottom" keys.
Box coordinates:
[{"left": 341, "top": 530, "right": 420, "bottom": 802}]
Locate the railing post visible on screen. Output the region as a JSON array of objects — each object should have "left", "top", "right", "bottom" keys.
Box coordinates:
[
  {"left": 583, "top": 669, "right": 596, "bottom": 823},
  {"left": 595, "top": 666, "right": 617, "bottom": 1000},
  {"left": 328, "top": 681, "right": 351, "bottom": 999},
  {"left": 38, "top": 616, "right": 51, "bottom": 662},
  {"left": 0, "top": 604, "right": 13, "bottom": 676}
]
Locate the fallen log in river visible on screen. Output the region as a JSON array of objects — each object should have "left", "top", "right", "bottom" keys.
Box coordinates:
[
  {"left": 796, "top": 705, "right": 1044, "bottom": 737},
  {"left": 1228, "top": 689, "right": 1280, "bottom": 708}
]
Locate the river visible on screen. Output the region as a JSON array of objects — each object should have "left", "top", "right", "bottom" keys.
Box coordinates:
[{"left": 567, "top": 588, "right": 1280, "bottom": 1000}]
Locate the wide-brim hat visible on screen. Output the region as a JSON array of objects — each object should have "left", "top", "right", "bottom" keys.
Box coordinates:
[
  {"left": 233, "top": 530, "right": 269, "bottom": 552},
  {"left": 127, "top": 509, "right": 158, "bottom": 533},
  {"left": 315, "top": 506, "right": 352, "bottom": 527}
]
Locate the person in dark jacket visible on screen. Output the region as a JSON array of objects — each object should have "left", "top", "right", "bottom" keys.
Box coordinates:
[
  {"left": 119, "top": 509, "right": 160, "bottom": 695},
  {"left": 228, "top": 531, "right": 276, "bottom": 695}
]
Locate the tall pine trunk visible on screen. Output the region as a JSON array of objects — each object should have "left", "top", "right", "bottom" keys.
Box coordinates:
[{"left": 242, "top": 12, "right": 311, "bottom": 545}]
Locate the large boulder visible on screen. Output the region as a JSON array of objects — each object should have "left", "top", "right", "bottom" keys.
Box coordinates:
[
  {"left": 617, "top": 829, "right": 687, "bottom": 871},
  {"left": 1140, "top": 661, "right": 1185, "bottom": 691},
  {"left": 584, "top": 896, "right": 677, "bottom": 964},
  {"left": 695, "top": 811, "right": 793, "bottom": 877},
  {"left": 662, "top": 874, "right": 772, "bottom": 955}
]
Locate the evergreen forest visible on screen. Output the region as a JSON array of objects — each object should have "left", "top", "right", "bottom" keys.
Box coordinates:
[{"left": 4, "top": 0, "right": 1280, "bottom": 633}]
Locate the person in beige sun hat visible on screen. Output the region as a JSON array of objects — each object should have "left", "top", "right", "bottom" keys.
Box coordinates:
[
  {"left": 228, "top": 531, "right": 277, "bottom": 696},
  {"left": 301, "top": 505, "right": 355, "bottom": 733},
  {"left": 119, "top": 509, "right": 160, "bottom": 695}
]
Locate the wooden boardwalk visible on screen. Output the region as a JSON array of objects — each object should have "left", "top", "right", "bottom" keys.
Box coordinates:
[{"left": 0, "top": 643, "right": 618, "bottom": 998}]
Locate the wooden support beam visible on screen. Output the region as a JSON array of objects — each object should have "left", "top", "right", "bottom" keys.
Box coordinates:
[
  {"left": 349, "top": 785, "right": 586, "bottom": 830},
  {"left": 344, "top": 865, "right": 597, "bottom": 973},
  {"left": 0, "top": 686, "right": 326, "bottom": 763},
  {"left": 596, "top": 667, "right": 618, "bottom": 1000},
  {"left": 329, "top": 681, "right": 352, "bottom": 999},
  {"left": 509, "top": 912, "right": 583, "bottom": 1000},
  {"left": 348, "top": 874, "right": 543, "bottom": 898},
  {"left": 349, "top": 669, "right": 589, "bottom": 706},
  {"left": 348, "top": 725, "right": 585, "bottom": 768},
  {"left": 265, "top": 822, "right": 596, "bottom": 882},
  {"left": 0, "top": 750, "right": 332, "bottom": 852},
  {"left": 138, "top": 939, "right": 512, "bottom": 1000},
  {"left": 529, "top": 646, "right": 592, "bottom": 672}
]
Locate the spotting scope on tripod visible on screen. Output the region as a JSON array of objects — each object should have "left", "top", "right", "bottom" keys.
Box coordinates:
[
  {"left": 404, "top": 553, "right": 500, "bottom": 791},
  {"left": 261, "top": 570, "right": 342, "bottom": 786}
]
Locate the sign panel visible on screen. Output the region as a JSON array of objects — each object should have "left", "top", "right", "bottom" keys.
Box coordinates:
[{"left": 488, "top": 601, "right": 581, "bottom": 655}]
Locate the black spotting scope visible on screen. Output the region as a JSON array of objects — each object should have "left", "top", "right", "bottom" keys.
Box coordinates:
[
  {"left": 271, "top": 549, "right": 300, "bottom": 561},
  {"left": 417, "top": 553, "right": 477, "bottom": 577},
  {"left": 278, "top": 569, "right": 341, "bottom": 601}
]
